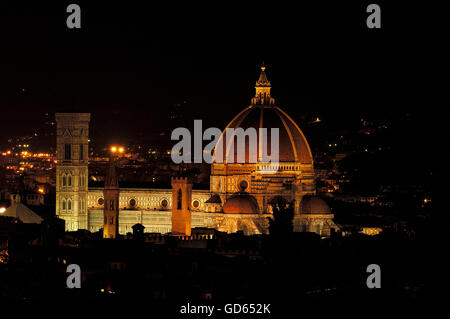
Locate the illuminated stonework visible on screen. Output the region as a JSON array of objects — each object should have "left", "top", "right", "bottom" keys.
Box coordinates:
[
  {"left": 55, "top": 66, "right": 338, "bottom": 237},
  {"left": 211, "top": 66, "right": 315, "bottom": 214},
  {"left": 55, "top": 113, "right": 90, "bottom": 231}
]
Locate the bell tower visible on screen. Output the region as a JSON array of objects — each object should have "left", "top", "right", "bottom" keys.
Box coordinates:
[
  {"left": 171, "top": 177, "right": 192, "bottom": 236},
  {"left": 55, "top": 113, "right": 90, "bottom": 231},
  {"left": 103, "top": 154, "right": 120, "bottom": 238}
]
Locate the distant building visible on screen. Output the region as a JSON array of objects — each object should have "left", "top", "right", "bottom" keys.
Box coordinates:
[
  {"left": 1, "top": 195, "right": 43, "bottom": 224},
  {"left": 25, "top": 193, "right": 45, "bottom": 206}
]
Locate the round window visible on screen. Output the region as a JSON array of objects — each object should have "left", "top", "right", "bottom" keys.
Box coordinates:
[
  {"left": 239, "top": 180, "right": 248, "bottom": 191},
  {"left": 161, "top": 199, "right": 168, "bottom": 207},
  {"left": 192, "top": 200, "right": 200, "bottom": 208},
  {"left": 98, "top": 198, "right": 104, "bottom": 205},
  {"left": 129, "top": 199, "right": 136, "bottom": 207}
]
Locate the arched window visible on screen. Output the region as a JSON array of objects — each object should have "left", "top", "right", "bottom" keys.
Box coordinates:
[
  {"left": 79, "top": 144, "right": 84, "bottom": 160},
  {"left": 68, "top": 176, "right": 72, "bottom": 186},
  {"left": 64, "top": 144, "right": 71, "bottom": 160},
  {"left": 177, "top": 189, "right": 182, "bottom": 210},
  {"left": 62, "top": 199, "right": 66, "bottom": 210},
  {"left": 62, "top": 176, "right": 67, "bottom": 186},
  {"left": 67, "top": 200, "right": 72, "bottom": 210}
]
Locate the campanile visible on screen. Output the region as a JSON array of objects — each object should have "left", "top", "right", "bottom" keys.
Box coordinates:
[
  {"left": 103, "top": 155, "right": 120, "bottom": 238},
  {"left": 55, "top": 113, "right": 90, "bottom": 231},
  {"left": 171, "top": 177, "right": 193, "bottom": 236}
]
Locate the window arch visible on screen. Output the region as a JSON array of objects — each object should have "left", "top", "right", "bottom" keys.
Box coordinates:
[
  {"left": 68, "top": 176, "right": 72, "bottom": 186},
  {"left": 177, "top": 189, "right": 182, "bottom": 210},
  {"left": 192, "top": 200, "right": 200, "bottom": 208},
  {"left": 62, "top": 175, "right": 67, "bottom": 186},
  {"left": 62, "top": 199, "right": 66, "bottom": 210},
  {"left": 67, "top": 199, "right": 72, "bottom": 211}
]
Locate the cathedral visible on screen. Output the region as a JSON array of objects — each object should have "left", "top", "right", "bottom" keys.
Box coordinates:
[{"left": 55, "top": 66, "right": 338, "bottom": 237}]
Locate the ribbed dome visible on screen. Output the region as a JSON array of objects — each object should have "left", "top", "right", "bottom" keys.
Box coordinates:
[
  {"left": 213, "top": 65, "right": 313, "bottom": 164},
  {"left": 215, "top": 105, "right": 313, "bottom": 164},
  {"left": 222, "top": 193, "right": 259, "bottom": 214},
  {"left": 301, "top": 196, "right": 331, "bottom": 214}
]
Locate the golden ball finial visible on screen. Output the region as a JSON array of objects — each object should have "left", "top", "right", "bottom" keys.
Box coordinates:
[{"left": 261, "top": 61, "right": 266, "bottom": 72}]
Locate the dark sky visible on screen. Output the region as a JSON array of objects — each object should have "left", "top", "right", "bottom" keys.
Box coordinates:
[{"left": 0, "top": 1, "right": 434, "bottom": 149}]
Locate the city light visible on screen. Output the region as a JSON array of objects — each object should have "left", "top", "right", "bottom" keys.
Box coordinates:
[
  {"left": 0, "top": 207, "right": 6, "bottom": 214},
  {"left": 38, "top": 188, "right": 45, "bottom": 194},
  {"left": 111, "top": 146, "right": 125, "bottom": 154}
]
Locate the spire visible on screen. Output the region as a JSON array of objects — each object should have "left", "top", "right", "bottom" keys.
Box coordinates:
[
  {"left": 105, "top": 155, "right": 119, "bottom": 189},
  {"left": 251, "top": 63, "right": 275, "bottom": 105},
  {"left": 256, "top": 62, "right": 270, "bottom": 86}
]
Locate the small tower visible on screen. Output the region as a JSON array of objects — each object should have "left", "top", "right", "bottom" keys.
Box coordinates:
[
  {"left": 103, "top": 154, "right": 120, "bottom": 238},
  {"left": 55, "top": 113, "right": 90, "bottom": 231},
  {"left": 251, "top": 63, "right": 275, "bottom": 106},
  {"left": 171, "top": 177, "right": 193, "bottom": 236}
]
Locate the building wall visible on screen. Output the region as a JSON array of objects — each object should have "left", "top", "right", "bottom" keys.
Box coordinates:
[
  {"left": 87, "top": 188, "right": 210, "bottom": 211},
  {"left": 210, "top": 162, "right": 315, "bottom": 213},
  {"left": 55, "top": 113, "right": 90, "bottom": 231},
  {"left": 87, "top": 209, "right": 217, "bottom": 235}
]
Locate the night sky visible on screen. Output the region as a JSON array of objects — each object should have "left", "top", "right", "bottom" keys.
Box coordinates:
[{"left": 0, "top": 1, "right": 434, "bottom": 150}]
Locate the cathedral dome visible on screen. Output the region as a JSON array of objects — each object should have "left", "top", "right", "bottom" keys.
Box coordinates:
[
  {"left": 301, "top": 195, "right": 331, "bottom": 214},
  {"left": 222, "top": 193, "right": 259, "bottom": 214},
  {"left": 214, "top": 65, "right": 313, "bottom": 164}
]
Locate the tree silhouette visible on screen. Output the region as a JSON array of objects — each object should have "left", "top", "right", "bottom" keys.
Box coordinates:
[{"left": 268, "top": 198, "right": 294, "bottom": 239}]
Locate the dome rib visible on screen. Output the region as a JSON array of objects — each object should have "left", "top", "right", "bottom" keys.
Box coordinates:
[
  {"left": 275, "top": 106, "right": 314, "bottom": 165},
  {"left": 213, "top": 105, "right": 313, "bottom": 164},
  {"left": 275, "top": 107, "right": 299, "bottom": 162}
]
